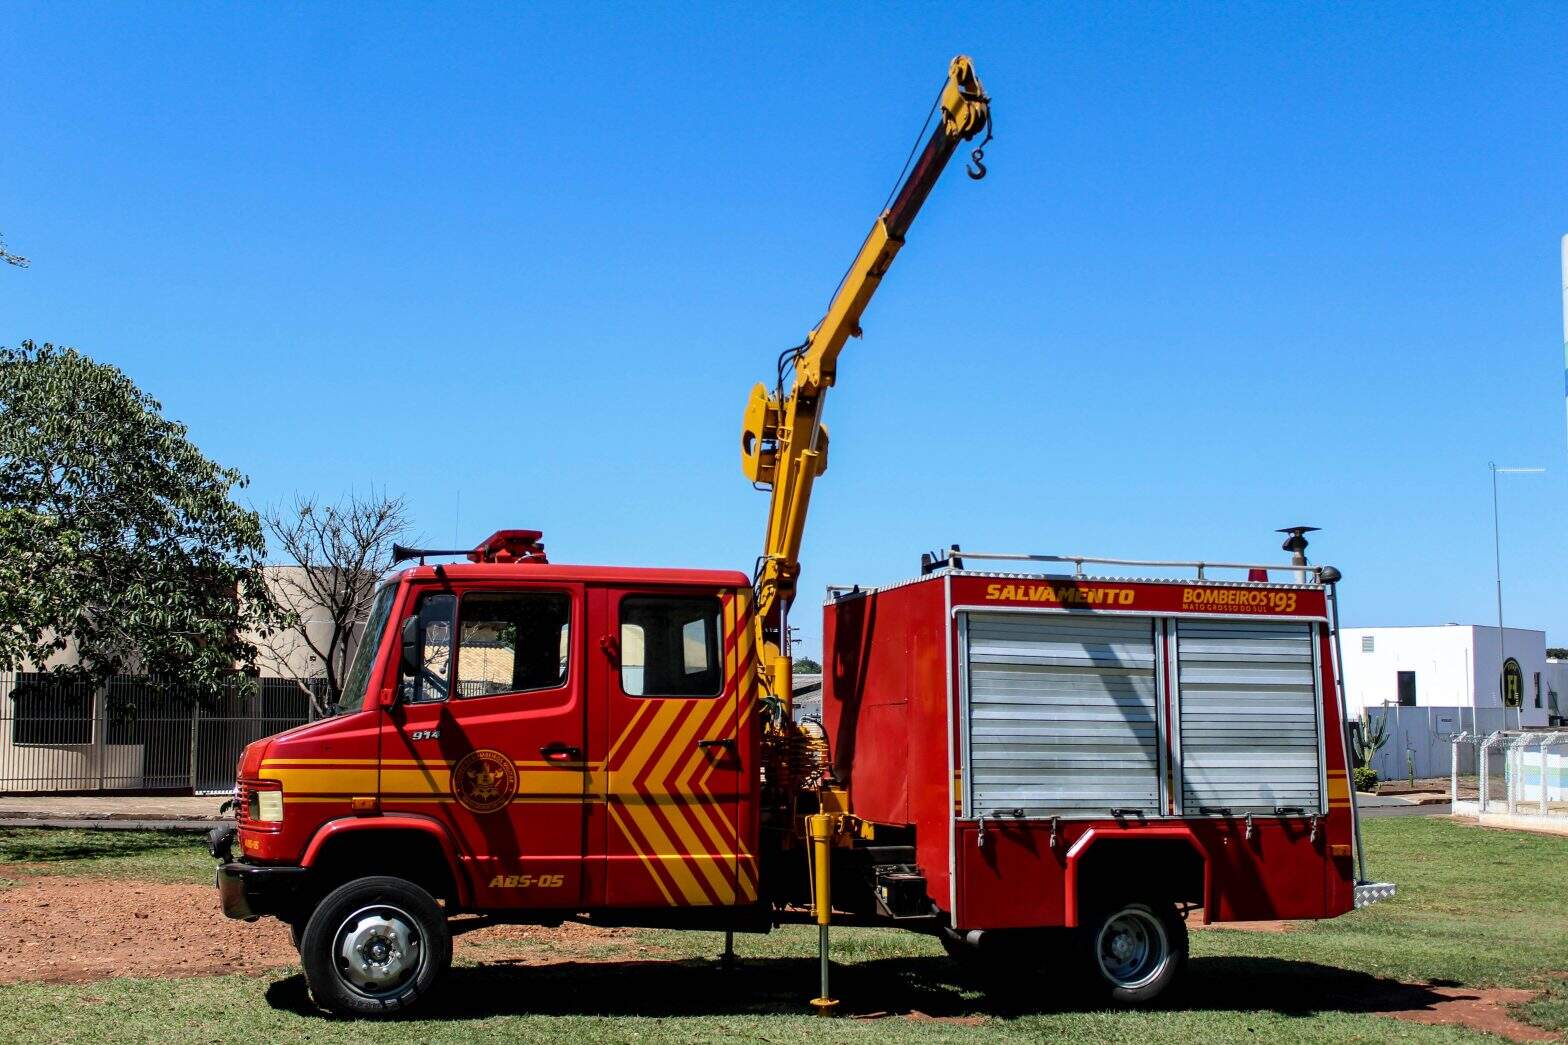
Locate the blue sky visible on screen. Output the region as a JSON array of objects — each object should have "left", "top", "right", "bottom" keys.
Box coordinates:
[{"left": 3, "top": 4, "right": 1566, "bottom": 656}]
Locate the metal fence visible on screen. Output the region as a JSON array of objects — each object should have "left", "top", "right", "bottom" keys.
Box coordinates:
[
  {"left": 1363, "top": 705, "right": 1521, "bottom": 783},
  {"left": 1449, "top": 730, "right": 1568, "bottom": 832},
  {"left": 0, "top": 672, "right": 321, "bottom": 795}
]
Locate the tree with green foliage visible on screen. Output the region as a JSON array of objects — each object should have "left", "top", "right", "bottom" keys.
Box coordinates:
[
  {"left": 792, "top": 656, "right": 822, "bottom": 674},
  {"left": 0, "top": 341, "right": 279, "bottom": 699}
]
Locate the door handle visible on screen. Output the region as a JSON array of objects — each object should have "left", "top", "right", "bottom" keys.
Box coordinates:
[
  {"left": 697, "top": 738, "right": 736, "bottom": 753},
  {"left": 540, "top": 744, "right": 582, "bottom": 763}
]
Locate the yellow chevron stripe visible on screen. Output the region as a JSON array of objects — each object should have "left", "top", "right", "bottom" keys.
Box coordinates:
[
  {"left": 660, "top": 735, "right": 737, "bottom": 903},
  {"left": 658, "top": 797, "right": 735, "bottom": 904},
  {"left": 618, "top": 701, "right": 734, "bottom": 904},
  {"left": 610, "top": 698, "right": 717, "bottom": 905},
  {"left": 647, "top": 705, "right": 709, "bottom": 801},
  {"left": 635, "top": 848, "right": 748, "bottom": 903},
  {"left": 620, "top": 802, "right": 711, "bottom": 904},
  {"left": 618, "top": 699, "right": 675, "bottom": 781},
  {"left": 608, "top": 803, "right": 677, "bottom": 905},
  {"left": 607, "top": 696, "right": 657, "bottom": 763},
  {"left": 687, "top": 716, "right": 745, "bottom": 891}
]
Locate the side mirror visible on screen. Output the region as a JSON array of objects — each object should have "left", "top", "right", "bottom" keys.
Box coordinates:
[
  {"left": 401, "top": 615, "right": 420, "bottom": 677},
  {"left": 399, "top": 594, "right": 456, "bottom": 703}
]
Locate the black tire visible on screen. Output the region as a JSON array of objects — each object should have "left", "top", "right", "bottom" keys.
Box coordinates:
[
  {"left": 299, "top": 876, "right": 451, "bottom": 1018},
  {"left": 1079, "top": 899, "right": 1186, "bottom": 1005}
]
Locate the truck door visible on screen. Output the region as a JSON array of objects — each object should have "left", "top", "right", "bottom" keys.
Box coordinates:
[
  {"left": 383, "top": 581, "right": 588, "bottom": 908},
  {"left": 590, "top": 586, "right": 755, "bottom": 908}
]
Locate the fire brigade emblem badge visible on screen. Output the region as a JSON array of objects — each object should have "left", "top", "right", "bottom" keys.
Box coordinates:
[{"left": 451, "top": 749, "right": 518, "bottom": 814}]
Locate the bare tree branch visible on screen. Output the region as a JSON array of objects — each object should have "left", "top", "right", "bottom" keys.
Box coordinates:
[
  {"left": 0, "top": 233, "right": 28, "bottom": 268},
  {"left": 261, "top": 490, "right": 410, "bottom": 716}
]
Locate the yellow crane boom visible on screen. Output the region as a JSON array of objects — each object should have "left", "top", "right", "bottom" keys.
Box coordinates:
[{"left": 740, "top": 56, "right": 991, "bottom": 713}]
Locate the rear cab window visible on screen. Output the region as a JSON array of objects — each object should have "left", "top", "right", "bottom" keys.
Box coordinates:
[{"left": 620, "top": 595, "right": 723, "bottom": 697}]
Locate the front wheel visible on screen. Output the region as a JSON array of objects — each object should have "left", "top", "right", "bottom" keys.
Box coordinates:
[
  {"left": 299, "top": 876, "right": 451, "bottom": 1018},
  {"left": 1080, "top": 900, "right": 1186, "bottom": 1005}
]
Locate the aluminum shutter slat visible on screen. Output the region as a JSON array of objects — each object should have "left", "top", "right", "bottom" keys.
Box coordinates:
[
  {"left": 1177, "top": 619, "right": 1321, "bottom": 813},
  {"left": 965, "top": 613, "right": 1159, "bottom": 817}
]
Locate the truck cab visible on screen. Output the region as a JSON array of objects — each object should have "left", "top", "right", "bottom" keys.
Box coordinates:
[{"left": 214, "top": 531, "right": 762, "bottom": 1013}]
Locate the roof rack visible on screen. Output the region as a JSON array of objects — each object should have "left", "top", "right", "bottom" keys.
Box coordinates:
[{"left": 919, "top": 547, "right": 1338, "bottom": 584}]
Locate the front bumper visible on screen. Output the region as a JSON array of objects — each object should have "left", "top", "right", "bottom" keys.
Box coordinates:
[{"left": 213, "top": 825, "right": 310, "bottom": 922}]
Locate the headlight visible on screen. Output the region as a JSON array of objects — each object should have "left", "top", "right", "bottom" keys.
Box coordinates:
[{"left": 248, "top": 784, "right": 284, "bottom": 822}]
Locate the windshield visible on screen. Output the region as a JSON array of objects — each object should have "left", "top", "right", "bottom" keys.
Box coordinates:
[{"left": 335, "top": 583, "right": 398, "bottom": 716}]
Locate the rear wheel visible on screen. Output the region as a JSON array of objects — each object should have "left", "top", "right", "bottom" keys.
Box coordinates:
[
  {"left": 1080, "top": 900, "right": 1186, "bottom": 1005},
  {"left": 299, "top": 876, "right": 451, "bottom": 1018}
]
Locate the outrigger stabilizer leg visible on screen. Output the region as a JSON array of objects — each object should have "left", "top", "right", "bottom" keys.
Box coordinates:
[{"left": 808, "top": 813, "right": 838, "bottom": 1015}]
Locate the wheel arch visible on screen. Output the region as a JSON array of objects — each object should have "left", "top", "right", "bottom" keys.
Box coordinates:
[
  {"left": 301, "top": 815, "right": 472, "bottom": 909},
  {"left": 1063, "top": 827, "right": 1209, "bottom": 929}
]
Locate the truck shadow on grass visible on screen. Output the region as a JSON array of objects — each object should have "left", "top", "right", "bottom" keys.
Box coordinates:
[{"left": 264, "top": 955, "right": 1463, "bottom": 1022}]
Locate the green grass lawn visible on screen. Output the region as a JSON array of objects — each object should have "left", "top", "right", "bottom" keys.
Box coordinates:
[
  {"left": 0, "top": 826, "right": 209, "bottom": 885},
  {"left": 0, "top": 817, "right": 1563, "bottom": 1042}
]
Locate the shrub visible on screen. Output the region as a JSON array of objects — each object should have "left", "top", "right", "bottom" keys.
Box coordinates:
[{"left": 1353, "top": 766, "right": 1378, "bottom": 793}]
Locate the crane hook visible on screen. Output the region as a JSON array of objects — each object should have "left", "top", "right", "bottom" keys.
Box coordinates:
[
  {"left": 965, "top": 119, "right": 994, "bottom": 180},
  {"left": 966, "top": 148, "right": 987, "bottom": 180}
]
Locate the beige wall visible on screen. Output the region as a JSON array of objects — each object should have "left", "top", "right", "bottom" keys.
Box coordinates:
[
  {"left": 17, "top": 565, "right": 361, "bottom": 682},
  {"left": 252, "top": 565, "right": 349, "bottom": 681}
]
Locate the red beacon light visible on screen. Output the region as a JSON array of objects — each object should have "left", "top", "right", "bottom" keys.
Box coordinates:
[{"left": 468, "top": 529, "right": 548, "bottom": 564}]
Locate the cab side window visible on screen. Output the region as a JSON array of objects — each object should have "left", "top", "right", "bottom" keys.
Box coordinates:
[
  {"left": 456, "top": 591, "right": 571, "bottom": 698},
  {"left": 620, "top": 595, "right": 723, "bottom": 697}
]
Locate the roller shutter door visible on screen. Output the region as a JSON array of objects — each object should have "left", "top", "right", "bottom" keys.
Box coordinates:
[
  {"left": 1176, "top": 620, "right": 1321, "bottom": 814},
  {"left": 963, "top": 613, "right": 1160, "bottom": 817}
]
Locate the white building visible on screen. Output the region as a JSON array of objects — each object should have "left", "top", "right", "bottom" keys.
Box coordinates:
[
  {"left": 1341, "top": 624, "right": 1552, "bottom": 730},
  {"left": 1547, "top": 659, "right": 1568, "bottom": 727}
]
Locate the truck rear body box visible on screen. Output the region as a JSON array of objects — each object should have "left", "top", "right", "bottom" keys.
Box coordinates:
[{"left": 822, "top": 568, "right": 1357, "bottom": 931}]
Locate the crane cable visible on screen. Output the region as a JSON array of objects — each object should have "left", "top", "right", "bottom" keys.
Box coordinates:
[{"left": 881, "top": 89, "right": 942, "bottom": 214}]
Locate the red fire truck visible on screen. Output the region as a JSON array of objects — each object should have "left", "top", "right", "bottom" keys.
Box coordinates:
[{"left": 211, "top": 58, "right": 1390, "bottom": 1017}]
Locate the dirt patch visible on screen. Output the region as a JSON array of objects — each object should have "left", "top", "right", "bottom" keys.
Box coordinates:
[
  {"left": 1386, "top": 985, "right": 1554, "bottom": 1042},
  {"left": 1356, "top": 982, "right": 1556, "bottom": 1043},
  {"left": 453, "top": 918, "right": 662, "bottom": 963},
  {"left": 1189, "top": 910, "right": 1293, "bottom": 933},
  {"left": 852, "top": 1010, "right": 986, "bottom": 1025},
  {"left": 0, "top": 877, "right": 297, "bottom": 983},
  {"left": 0, "top": 877, "right": 651, "bottom": 985}
]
